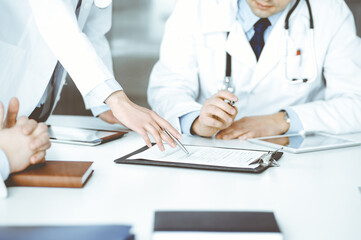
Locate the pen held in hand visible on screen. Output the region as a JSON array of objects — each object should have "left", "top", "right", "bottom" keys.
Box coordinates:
[
  {"left": 163, "top": 128, "right": 190, "bottom": 156},
  {"left": 224, "top": 99, "right": 235, "bottom": 106}
]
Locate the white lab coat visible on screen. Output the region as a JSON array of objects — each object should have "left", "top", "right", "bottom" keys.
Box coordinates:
[
  {"left": 148, "top": 0, "right": 361, "bottom": 134},
  {"left": 0, "top": 178, "right": 6, "bottom": 198},
  {"left": 0, "top": 0, "right": 114, "bottom": 117}
]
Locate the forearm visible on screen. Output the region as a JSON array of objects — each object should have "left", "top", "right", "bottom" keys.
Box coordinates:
[
  {"left": 28, "top": 0, "right": 114, "bottom": 98},
  {"left": 85, "top": 79, "right": 122, "bottom": 114},
  {"left": 179, "top": 111, "right": 200, "bottom": 135},
  {"left": 83, "top": 1, "right": 113, "bottom": 72},
  {"left": 148, "top": 89, "right": 202, "bottom": 131},
  {"left": 290, "top": 97, "right": 361, "bottom": 134},
  {"left": 283, "top": 108, "right": 304, "bottom": 134},
  {"left": 148, "top": 60, "right": 202, "bottom": 131}
]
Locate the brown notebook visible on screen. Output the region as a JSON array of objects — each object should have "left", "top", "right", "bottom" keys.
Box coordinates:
[{"left": 6, "top": 161, "right": 93, "bottom": 188}]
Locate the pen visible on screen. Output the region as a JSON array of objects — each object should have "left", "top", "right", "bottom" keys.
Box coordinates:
[
  {"left": 296, "top": 49, "right": 302, "bottom": 66},
  {"left": 224, "top": 100, "right": 235, "bottom": 106},
  {"left": 163, "top": 128, "right": 190, "bottom": 156}
]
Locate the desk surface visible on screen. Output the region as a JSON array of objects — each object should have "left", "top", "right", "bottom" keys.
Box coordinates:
[{"left": 1, "top": 115, "right": 361, "bottom": 240}]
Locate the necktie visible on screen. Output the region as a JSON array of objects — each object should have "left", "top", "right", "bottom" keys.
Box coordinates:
[
  {"left": 29, "top": 0, "right": 83, "bottom": 122},
  {"left": 249, "top": 18, "right": 271, "bottom": 61}
]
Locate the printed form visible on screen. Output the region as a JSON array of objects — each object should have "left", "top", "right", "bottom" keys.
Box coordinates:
[{"left": 128, "top": 145, "right": 267, "bottom": 169}]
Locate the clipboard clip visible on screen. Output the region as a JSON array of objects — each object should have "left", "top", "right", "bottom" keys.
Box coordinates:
[{"left": 249, "top": 148, "right": 283, "bottom": 167}]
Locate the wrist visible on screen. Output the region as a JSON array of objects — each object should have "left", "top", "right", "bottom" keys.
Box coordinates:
[
  {"left": 105, "top": 90, "right": 128, "bottom": 109},
  {"left": 190, "top": 117, "right": 200, "bottom": 136},
  {"left": 98, "top": 111, "right": 119, "bottom": 124},
  {"left": 191, "top": 118, "right": 217, "bottom": 137},
  {"left": 275, "top": 111, "right": 290, "bottom": 134}
]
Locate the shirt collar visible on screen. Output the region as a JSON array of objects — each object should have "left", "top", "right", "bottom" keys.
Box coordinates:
[{"left": 237, "top": 0, "right": 283, "bottom": 32}]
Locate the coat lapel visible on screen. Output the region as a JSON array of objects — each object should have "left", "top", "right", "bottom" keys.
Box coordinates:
[
  {"left": 201, "top": 0, "right": 257, "bottom": 68},
  {"left": 226, "top": 22, "right": 257, "bottom": 68}
]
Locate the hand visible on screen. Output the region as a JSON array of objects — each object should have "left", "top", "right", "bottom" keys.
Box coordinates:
[
  {"left": 0, "top": 100, "right": 51, "bottom": 172},
  {"left": 0, "top": 103, "right": 51, "bottom": 174},
  {"left": 0, "top": 98, "right": 51, "bottom": 153},
  {"left": 216, "top": 112, "right": 290, "bottom": 140},
  {"left": 1, "top": 97, "right": 39, "bottom": 136},
  {"left": 98, "top": 110, "right": 120, "bottom": 125},
  {"left": 19, "top": 117, "right": 51, "bottom": 163},
  {"left": 105, "top": 91, "right": 181, "bottom": 151},
  {"left": 191, "top": 91, "right": 238, "bottom": 137},
  {"left": 1, "top": 98, "right": 50, "bottom": 148}
]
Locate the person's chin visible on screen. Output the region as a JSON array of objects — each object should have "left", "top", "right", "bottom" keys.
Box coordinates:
[
  {"left": 250, "top": 2, "right": 274, "bottom": 18},
  {"left": 252, "top": 9, "right": 273, "bottom": 18}
]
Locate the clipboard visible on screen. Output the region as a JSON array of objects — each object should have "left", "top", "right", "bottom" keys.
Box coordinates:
[{"left": 114, "top": 144, "right": 283, "bottom": 173}]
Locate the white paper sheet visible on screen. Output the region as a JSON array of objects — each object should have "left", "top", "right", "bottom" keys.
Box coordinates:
[{"left": 128, "top": 145, "right": 267, "bottom": 169}]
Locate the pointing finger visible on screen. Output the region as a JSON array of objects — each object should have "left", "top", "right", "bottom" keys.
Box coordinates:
[
  {"left": 151, "top": 111, "right": 182, "bottom": 139},
  {"left": 145, "top": 124, "right": 165, "bottom": 152}
]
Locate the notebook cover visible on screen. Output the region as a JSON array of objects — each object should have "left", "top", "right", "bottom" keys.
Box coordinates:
[
  {"left": 154, "top": 211, "right": 281, "bottom": 233},
  {"left": 0, "top": 225, "right": 132, "bottom": 240},
  {"left": 6, "top": 161, "right": 93, "bottom": 188}
]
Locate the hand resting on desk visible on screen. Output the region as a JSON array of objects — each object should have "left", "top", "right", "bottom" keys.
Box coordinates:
[{"left": 216, "top": 112, "right": 290, "bottom": 140}]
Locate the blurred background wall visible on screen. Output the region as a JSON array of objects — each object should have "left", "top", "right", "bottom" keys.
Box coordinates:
[{"left": 53, "top": 0, "right": 361, "bottom": 116}]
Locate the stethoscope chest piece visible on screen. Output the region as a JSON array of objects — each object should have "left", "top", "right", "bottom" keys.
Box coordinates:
[{"left": 218, "top": 76, "right": 235, "bottom": 93}]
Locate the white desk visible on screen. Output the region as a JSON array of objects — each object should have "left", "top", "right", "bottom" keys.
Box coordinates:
[{"left": 1, "top": 115, "right": 361, "bottom": 240}]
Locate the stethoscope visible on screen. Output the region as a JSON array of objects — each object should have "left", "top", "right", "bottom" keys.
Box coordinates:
[
  {"left": 218, "top": 32, "right": 235, "bottom": 93},
  {"left": 219, "top": 0, "right": 317, "bottom": 92},
  {"left": 284, "top": 0, "right": 317, "bottom": 84}
]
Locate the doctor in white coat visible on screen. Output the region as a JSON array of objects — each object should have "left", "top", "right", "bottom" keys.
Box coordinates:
[
  {"left": 148, "top": 0, "right": 361, "bottom": 139},
  {"left": 0, "top": 0, "right": 180, "bottom": 151}
]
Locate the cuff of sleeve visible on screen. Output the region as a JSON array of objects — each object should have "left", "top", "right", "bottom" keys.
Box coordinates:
[
  {"left": 179, "top": 111, "right": 200, "bottom": 135},
  {"left": 287, "top": 135, "right": 305, "bottom": 148},
  {"left": 91, "top": 104, "right": 111, "bottom": 117},
  {"left": 83, "top": 78, "right": 123, "bottom": 109},
  {"left": 0, "top": 149, "right": 10, "bottom": 181},
  {"left": 284, "top": 107, "right": 304, "bottom": 134}
]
